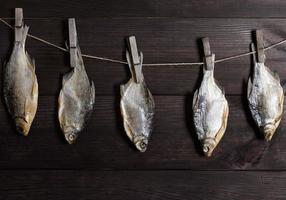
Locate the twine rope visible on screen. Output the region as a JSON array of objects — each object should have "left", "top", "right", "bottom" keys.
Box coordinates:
[{"left": 1, "top": 18, "right": 286, "bottom": 66}]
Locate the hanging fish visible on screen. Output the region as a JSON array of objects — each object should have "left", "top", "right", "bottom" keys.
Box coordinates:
[
  {"left": 247, "top": 30, "right": 284, "bottom": 141},
  {"left": 58, "top": 19, "right": 95, "bottom": 144},
  {"left": 193, "top": 38, "right": 229, "bottom": 157},
  {"left": 120, "top": 36, "right": 155, "bottom": 152},
  {"left": 3, "top": 8, "right": 38, "bottom": 136}
]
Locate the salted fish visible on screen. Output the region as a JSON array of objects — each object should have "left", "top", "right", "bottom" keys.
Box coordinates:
[
  {"left": 247, "top": 43, "right": 284, "bottom": 141},
  {"left": 193, "top": 54, "right": 229, "bottom": 157},
  {"left": 120, "top": 40, "right": 155, "bottom": 152},
  {"left": 3, "top": 17, "right": 38, "bottom": 136},
  {"left": 58, "top": 19, "right": 95, "bottom": 144}
]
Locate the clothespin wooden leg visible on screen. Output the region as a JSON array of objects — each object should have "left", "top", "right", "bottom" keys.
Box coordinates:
[
  {"left": 202, "top": 37, "right": 214, "bottom": 70},
  {"left": 68, "top": 18, "right": 78, "bottom": 68},
  {"left": 126, "top": 36, "right": 142, "bottom": 83},
  {"left": 256, "top": 30, "right": 265, "bottom": 63},
  {"left": 127, "top": 36, "right": 140, "bottom": 66},
  {"left": 15, "top": 8, "right": 23, "bottom": 42}
]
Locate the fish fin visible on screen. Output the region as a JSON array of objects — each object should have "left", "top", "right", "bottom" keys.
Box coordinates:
[
  {"left": 263, "top": 64, "right": 279, "bottom": 82},
  {"left": 273, "top": 71, "right": 281, "bottom": 82},
  {"left": 4, "top": 96, "right": 12, "bottom": 115},
  {"left": 192, "top": 90, "right": 199, "bottom": 108},
  {"left": 31, "top": 76, "right": 38, "bottom": 98},
  {"left": 22, "top": 25, "right": 29, "bottom": 46},
  {"left": 26, "top": 76, "right": 38, "bottom": 124},
  {"left": 222, "top": 87, "right": 225, "bottom": 95},
  {"left": 146, "top": 88, "right": 155, "bottom": 108},
  {"left": 214, "top": 101, "right": 229, "bottom": 147},
  {"left": 26, "top": 51, "right": 36, "bottom": 71},
  {"left": 275, "top": 94, "right": 284, "bottom": 127},
  {"left": 123, "top": 120, "right": 134, "bottom": 143},
  {"left": 247, "top": 77, "right": 252, "bottom": 98},
  {"left": 26, "top": 75, "right": 38, "bottom": 108},
  {"left": 120, "top": 84, "right": 126, "bottom": 96},
  {"left": 90, "top": 81, "right": 95, "bottom": 106},
  {"left": 214, "top": 78, "right": 224, "bottom": 94},
  {"left": 58, "top": 90, "right": 65, "bottom": 126},
  {"left": 75, "top": 44, "right": 85, "bottom": 69}
]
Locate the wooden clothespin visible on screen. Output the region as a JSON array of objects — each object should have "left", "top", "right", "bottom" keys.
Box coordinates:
[
  {"left": 15, "top": 8, "right": 23, "bottom": 42},
  {"left": 127, "top": 36, "right": 140, "bottom": 66},
  {"left": 126, "top": 36, "right": 142, "bottom": 83},
  {"left": 255, "top": 30, "right": 265, "bottom": 63},
  {"left": 202, "top": 37, "right": 214, "bottom": 70},
  {"left": 68, "top": 18, "right": 78, "bottom": 68}
]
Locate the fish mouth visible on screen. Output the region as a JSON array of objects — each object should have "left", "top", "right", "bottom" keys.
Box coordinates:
[
  {"left": 64, "top": 133, "right": 78, "bottom": 144},
  {"left": 15, "top": 117, "right": 30, "bottom": 136},
  {"left": 63, "top": 127, "right": 78, "bottom": 144},
  {"left": 202, "top": 138, "right": 216, "bottom": 157},
  {"left": 263, "top": 124, "right": 276, "bottom": 141},
  {"left": 134, "top": 136, "right": 148, "bottom": 152}
]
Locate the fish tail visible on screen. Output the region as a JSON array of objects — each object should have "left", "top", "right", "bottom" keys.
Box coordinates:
[
  {"left": 250, "top": 43, "right": 257, "bottom": 64},
  {"left": 71, "top": 44, "right": 84, "bottom": 69},
  {"left": 22, "top": 25, "right": 29, "bottom": 47}
]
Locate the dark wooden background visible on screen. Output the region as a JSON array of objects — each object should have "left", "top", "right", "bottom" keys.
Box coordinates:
[{"left": 1, "top": 1, "right": 286, "bottom": 199}]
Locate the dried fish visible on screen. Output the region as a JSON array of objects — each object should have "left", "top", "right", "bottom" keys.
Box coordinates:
[
  {"left": 58, "top": 19, "right": 95, "bottom": 144},
  {"left": 247, "top": 30, "right": 284, "bottom": 141},
  {"left": 3, "top": 8, "right": 38, "bottom": 136},
  {"left": 193, "top": 38, "right": 229, "bottom": 157},
  {"left": 120, "top": 36, "right": 155, "bottom": 152}
]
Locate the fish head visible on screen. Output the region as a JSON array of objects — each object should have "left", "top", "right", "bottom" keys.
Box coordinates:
[
  {"left": 202, "top": 138, "right": 217, "bottom": 157},
  {"left": 263, "top": 123, "right": 276, "bottom": 141},
  {"left": 134, "top": 135, "right": 148, "bottom": 152},
  {"left": 63, "top": 126, "right": 79, "bottom": 144},
  {"left": 15, "top": 117, "right": 31, "bottom": 136}
]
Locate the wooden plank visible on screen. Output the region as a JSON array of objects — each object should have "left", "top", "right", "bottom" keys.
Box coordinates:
[
  {"left": 0, "top": 95, "right": 285, "bottom": 170},
  {"left": 0, "top": 170, "right": 286, "bottom": 200},
  {"left": 1, "top": 18, "right": 286, "bottom": 95},
  {"left": 2, "top": 0, "right": 286, "bottom": 18}
]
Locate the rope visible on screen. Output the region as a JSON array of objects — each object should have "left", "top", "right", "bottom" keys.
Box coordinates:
[{"left": 1, "top": 18, "right": 286, "bottom": 67}]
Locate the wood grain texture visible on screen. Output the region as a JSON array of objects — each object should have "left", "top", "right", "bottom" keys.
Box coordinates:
[
  {"left": 0, "top": 95, "right": 284, "bottom": 170},
  {"left": 2, "top": 0, "right": 286, "bottom": 18},
  {"left": 1, "top": 1, "right": 285, "bottom": 198},
  {"left": 1, "top": 170, "right": 286, "bottom": 200},
  {"left": 1, "top": 18, "right": 286, "bottom": 95}
]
